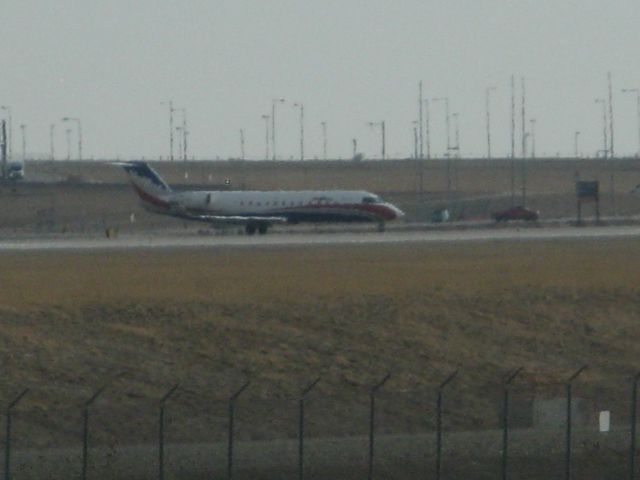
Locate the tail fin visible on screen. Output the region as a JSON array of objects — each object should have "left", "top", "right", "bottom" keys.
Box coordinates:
[{"left": 113, "top": 161, "right": 172, "bottom": 208}]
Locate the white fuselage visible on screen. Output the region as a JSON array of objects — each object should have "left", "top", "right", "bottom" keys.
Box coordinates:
[
  {"left": 157, "top": 189, "right": 403, "bottom": 223},
  {"left": 116, "top": 161, "right": 404, "bottom": 233}
]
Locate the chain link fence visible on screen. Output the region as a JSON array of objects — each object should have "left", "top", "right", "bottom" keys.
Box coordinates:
[{"left": 2, "top": 374, "right": 639, "bottom": 479}]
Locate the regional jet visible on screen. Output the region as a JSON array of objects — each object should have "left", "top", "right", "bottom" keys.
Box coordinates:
[{"left": 115, "top": 161, "right": 404, "bottom": 234}]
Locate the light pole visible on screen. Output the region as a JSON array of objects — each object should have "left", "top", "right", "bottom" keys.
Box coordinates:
[
  {"left": 50, "top": 124, "right": 55, "bottom": 161},
  {"left": 418, "top": 80, "right": 424, "bottom": 160},
  {"left": 175, "top": 126, "right": 183, "bottom": 161},
  {"left": 424, "top": 99, "right": 431, "bottom": 159},
  {"left": 239, "top": 129, "right": 245, "bottom": 160},
  {"left": 622, "top": 88, "right": 640, "bottom": 157},
  {"left": 367, "top": 121, "right": 385, "bottom": 160},
  {"left": 175, "top": 108, "right": 187, "bottom": 161},
  {"left": 160, "top": 100, "right": 174, "bottom": 161},
  {"left": 61, "top": 117, "right": 82, "bottom": 160},
  {"left": 412, "top": 121, "right": 418, "bottom": 159},
  {"left": 529, "top": 118, "right": 536, "bottom": 158},
  {"left": 320, "top": 121, "right": 327, "bottom": 160},
  {"left": 522, "top": 131, "right": 529, "bottom": 206},
  {"left": 432, "top": 97, "right": 450, "bottom": 157},
  {"left": 19, "top": 124, "right": 26, "bottom": 161},
  {"left": 65, "top": 128, "right": 72, "bottom": 160},
  {"left": 574, "top": 131, "right": 581, "bottom": 158},
  {"left": 486, "top": 86, "right": 497, "bottom": 159},
  {"left": 0, "top": 105, "right": 12, "bottom": 159},
  {"left": 510, "top": 75, "right": 516, "bottom": 207},
  {"left": 271, "top": 98, "right": 285, "bottom": 160},
  {"left": 452, "top": 113, "right": 460, "bottom": 158},
  {"left": 452, "top": 112, "right": 460, "bottom": 200},
  {"left": 261, "top": 115, "right": 270, "bottom": 160},
  {"left": 433, "top": 97, "right": 452, "bottom": 213},
  {"left": 521, "top": 77, "right": 527, "bottom": 159},
  {"left": 293, "top": 102, "right": 304, "bottom": 161},
  {"left": 595, "top": 99, "right": 608, "bottom": 158},
  {"left": 608, "top": 72, "right": 614, "bottom": 159}
]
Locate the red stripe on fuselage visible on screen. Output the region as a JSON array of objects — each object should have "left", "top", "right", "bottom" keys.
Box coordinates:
[
  {"left": 132, "top": 184, "right": 170, "bottom": 209},
  {"left": 265, "top": 202, "right": 398, "bottom": 221}
]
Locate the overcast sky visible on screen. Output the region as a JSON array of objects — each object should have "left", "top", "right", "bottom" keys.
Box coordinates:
[{"left": 2, "top": 1, "right": 640, "bottom": 160}]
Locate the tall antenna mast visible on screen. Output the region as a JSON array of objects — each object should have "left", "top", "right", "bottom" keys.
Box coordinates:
[
  {"left": 608, "top": 71, "right": 614, "bottom": 158},
  {"left": 608, "top": 71, "right": 616, "bottom": 215},
  {"left": 521, "top": 77, "right": 527, "bottom": 206},
  {"left": 1, "top": 120, "right": 6, "bottom": 180},
  {"left": 418, "top": 81, "right": 424, "bottom": 160},
  {"left": 521, "top": 77, "right": 526, "bottom": 158},
  {"left": 510, "top": 75, "right": 516, "bottom": 206}
]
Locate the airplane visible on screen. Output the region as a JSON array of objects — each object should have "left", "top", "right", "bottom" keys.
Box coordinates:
[{"left": 114, "top": 161, "right": 404, "bottom": 235}]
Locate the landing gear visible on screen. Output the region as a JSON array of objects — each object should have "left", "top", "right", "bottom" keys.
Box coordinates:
[
  {"left": 245, "top": 223, "right": 269, "bottom": 235},
  {"left": 377, "top": 221, "right": 386, "bottom": 232}
]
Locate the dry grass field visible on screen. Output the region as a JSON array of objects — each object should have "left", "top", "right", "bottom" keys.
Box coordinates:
[{"left": 1, "top": 238, "right": 639, "bottom": 451}]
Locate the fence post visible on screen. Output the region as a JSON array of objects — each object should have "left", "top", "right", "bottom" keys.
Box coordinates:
[
  {"left": 435, "top": 370, "right": 458, "bottom": 480},
  {"left": 630, "top": 372, "right": 640, "bottom": 480},
  {"left": 565, "top": 365, "right": 588, "bottom": 480},
  {"left": 158, "top": 384, "right": 179, "bottom": 480},
  {"left": 4, "top": 389, "right": 29, "bottom": 480},
  {"left": 298, "top": 377, "right": 321, "bottom": 480},
  {"left": 82, "top": 385, "right": 107, "bottom": 480},
  {"left": 228, "top": 380, "right": 250, "bottom": 480},
  {"left": 368, "top": 373, "right": 391, "bottom": 480},
  {"left": 501, "top": 367, "right": 523, "bottom": 480}
]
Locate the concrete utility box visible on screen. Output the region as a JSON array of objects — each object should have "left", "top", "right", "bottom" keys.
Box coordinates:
[
  {"left": 532, "top": 397, "right": 588, "bottom": 428},
  {"left": 500, "top": 397, "right": 535, "bottom": 428},
  {"left": 599, "top": 410, "right": 611, "bottom": 432}
]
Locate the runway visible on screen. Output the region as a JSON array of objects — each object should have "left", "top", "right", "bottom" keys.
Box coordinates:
[{"left": 1, "top": 224, "right": 639, "bottom": 251}]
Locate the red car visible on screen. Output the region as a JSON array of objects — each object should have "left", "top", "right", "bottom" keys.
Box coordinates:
[{"left": 492, "top": 206, "right": 539, "bottom": 222}]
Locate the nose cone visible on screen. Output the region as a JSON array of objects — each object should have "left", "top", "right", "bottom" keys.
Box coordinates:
[{"left": 386, "top": 203, "right": 405, "bottom": 220}]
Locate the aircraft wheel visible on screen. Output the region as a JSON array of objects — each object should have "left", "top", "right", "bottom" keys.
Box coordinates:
[
  {"left": 245, "top": 224, "right": 257, "bottom": 235},
  {"left": 258, "top": 223, "right": 268, "bottom": 235}
]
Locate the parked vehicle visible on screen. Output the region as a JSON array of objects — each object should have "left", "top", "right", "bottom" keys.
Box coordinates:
[
  {"left": 7, "top": 161, "right": 24, "bottom": 181},
  {"left": 431, "top": 208, "right": 450, "bottom": 223},
  {"left": 492, "top": 206, "right": 539, "bottom": 222}
]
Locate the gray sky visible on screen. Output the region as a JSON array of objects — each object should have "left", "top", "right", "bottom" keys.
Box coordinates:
[{"left": 2, "top": 1, "right": 640, "bottom": 160}]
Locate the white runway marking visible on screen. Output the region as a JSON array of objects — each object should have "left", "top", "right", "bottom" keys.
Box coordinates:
[{"left": 0, "top": 225, "right": 639, "bottom": 252}]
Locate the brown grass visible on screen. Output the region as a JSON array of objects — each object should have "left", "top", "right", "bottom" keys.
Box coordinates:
[
  {"left": 1, "top": 239, "right": 639, "bottom": 445},
  {"left": 1, "top": 239, "right": 638, "bottom": 308},
  {"left": 1, "top": 239, "right": 639, "bottom": 381}
]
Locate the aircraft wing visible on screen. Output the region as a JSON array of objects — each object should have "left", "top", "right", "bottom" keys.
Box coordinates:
[
  {"left": 165, "top": 202, "right": 287, "bottom": 225},
  {"left": 184, "top": 213, "right": 288, "bottom": 226}
]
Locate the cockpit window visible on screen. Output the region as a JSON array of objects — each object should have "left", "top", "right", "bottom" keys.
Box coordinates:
[{"left": 362, "top": 196, "right": 381, "bottom": 204}]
